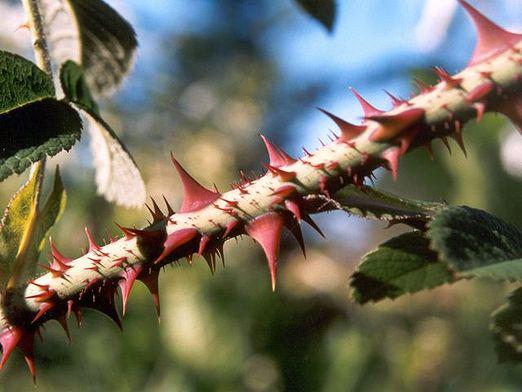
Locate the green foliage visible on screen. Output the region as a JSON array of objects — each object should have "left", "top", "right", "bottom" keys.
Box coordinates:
[
  {"left": 60, "top": 61, "right": 145, "bottom": 207},
  {"left": 0, "top": 167, "right": 66, "bottom": 289},
  {"left": 350, "top": 231, "right": 455, "bottom": 304},
  {"left": 491, "top": 287, "right": 522, "bottom": 363},
  {"left": 331, "top": 185, "right": 445, "bottom": 228},
  {"left": 0, "top": 51, "right": 82, "bottom": 181},
  {"left": 60, "top": 61, "right": 100, "bottom": 115},
  {"left": 295, "top": 0, "right": 337, "bottom": 32},
  {"left": 428, "top": 206, "right": 522, "bottom": 280},
  {"left": 0, "top": 51, "right": 54, "bottom": 113}
]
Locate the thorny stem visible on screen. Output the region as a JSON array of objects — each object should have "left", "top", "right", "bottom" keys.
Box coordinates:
[
  {"left": 4, "top": 39, "right": 520, "bottom": 320},
  {"left": 1, "top": 1, "right": 522, "bottom": 365}
]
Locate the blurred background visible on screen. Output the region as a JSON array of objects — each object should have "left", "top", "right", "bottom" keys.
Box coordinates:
[{"left": 1, "top": 0, "right": 522, "bottom": 390}]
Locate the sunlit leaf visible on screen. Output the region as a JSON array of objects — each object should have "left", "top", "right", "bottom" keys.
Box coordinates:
[
  {"left": 0, "top": 169, "right": 39, "bottom": 289},
  {"left": 41, "top": 0, "right": 137, "bottom": 96},
  {"left": 60, "top": 61, "right": 146, "bottom": 207},
  {"left": 491, "top": 287, "right": 522, "bottom": 363},
  {"left": 350, "top": 231, "right": 455, "bottom": 304},
  {"left": 0, "top": 166, "right": 65, "bottom": 289},
  {"left": 295, "top": 0, "right": 337, "bottom": 32}
]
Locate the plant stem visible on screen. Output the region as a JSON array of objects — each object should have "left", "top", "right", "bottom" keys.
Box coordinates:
[{"left": 22, "top": 0, "right": 53, "bottom": 205}]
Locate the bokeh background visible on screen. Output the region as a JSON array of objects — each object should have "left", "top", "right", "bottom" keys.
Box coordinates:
[{"left": 1, "top": 0, "right": 522, "bottom": 390}]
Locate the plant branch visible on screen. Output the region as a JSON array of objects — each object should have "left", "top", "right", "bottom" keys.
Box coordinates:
[
  {"left": 22, "top": 0, "right": 53, "bottom": 206},
  {"left": 1, "top": 39, "right": 519, "bottom": 321}
]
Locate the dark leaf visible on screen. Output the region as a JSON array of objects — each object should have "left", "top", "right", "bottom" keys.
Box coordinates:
[
  {"left": 428, "top": 206, "right": 522, "bottom": 280},
  {"left": 350, "top": 231, "right": 455, "bottom": 304}
]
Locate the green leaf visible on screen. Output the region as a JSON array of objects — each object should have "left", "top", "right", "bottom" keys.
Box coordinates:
[
  {"left": 350, "top": 231, "right": 455, "bottom": 304},
  {"left": 0, "top": 51, "right": 82, "bottom": 181},
  {"left": 428, "top": 206, "right": 522, "bottom": 280},
  {"left": 0, "top": 168, "right": 39, "bottom": 289},
  {"left": 42, "top": 0, "right": 137, "bottom": 96},
  {"left": 0, "top": 51, "right": 55, "bottom": 113},
  {"left": 1, "top": 167, "right": 67, "bottom": 289},
  {"left": 60, "top": 61, "right": 146, "bottom": 207},
  {"left": 490, "top": 287, "right": 522, "bottom": 363},
  {"left": 0, "top": 99, "right": 82, "bottom": 181},
  {"left": 326, "top": 185, "right": 445, "bottom": 229},
  {"left": 295, "top": 0, "right": 337, "bottom": 32},
  {"left": 59, "top": 61, "right": 100, "bottom": 115}
]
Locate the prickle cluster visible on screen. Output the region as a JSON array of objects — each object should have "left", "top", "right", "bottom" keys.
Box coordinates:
[{"left": 1, "top": 0, "right": 522, "bottom": 380}]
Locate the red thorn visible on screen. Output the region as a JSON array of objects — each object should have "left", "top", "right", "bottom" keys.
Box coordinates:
[
  {"left": 260, "top": 135, "right": 296, "bottom": 167},
  {"left": 413, "top": 78, "right": 432, "bottom": 93},
  {"left": 17, "top": 331, "right": 36, "bottom": 382},
  {"left": 368, "top": 108, "right": 425, "bottom": 142},
  {"left": 382, "top": 148, "right": 400, "bottom": 181},
  {"left": 155, "top": 228, "right": 199, "bottom": 264},
  {"left": 32, "top": 302, "right": 55, "bottom": 324},
  {"left": 138, "top": 268, "right": 161, "bottom": 321},
  {"left": 284, "top": 218, "right": 306, "bottom": 258},
  {"left": 224, "top": 220, "right": 240, "bottom": 238},
  {"left": 198, "top": 235, "right": 211, "bottom": 256},
  {"left": 466, "top": 82, "right": 494, "bottom": 103},
  {"left": 317, "top": 108, "right": 365, "bottom": 141},
  {"left": 49, "top": 238, "right": 72, "bottom": 265},
  {"left": 302, "top": 214, "right": 325, "bottom": 238},
  {"left": 114, "top": 222, "right": 136, "bottom": 240},
  {"left": 263, "top": 164, "right": 297, "bottom": 181},
  {"left": 56, "top": 314, "right": 71, "bottom": 343},
  {"left": 440, "top": 136, "right": 452, "bottom": 154},
  {"left": 433, "top": 67, "right": 462, "bottom": 89},
  {"left": 84, "top": 227, "right": 100, "bottom": 252},
  {"left": 383, "top": 90, "right": 405, "bottom": 107},
  {"left": 271, "top": 184, "right": 297, "bottom": 200},
  {"left": 118, "top": 265, "right": 143, "bottom": 316},
  {"left": 146, "top": 198, "right": 165, "bottom": 222},
  {"left": 171, "top": 154, "right": 221, "bottom": 213},
  {"left": 163, "top": 196, "right": 175, "bottom": 216},
  {"left": 452, "top": 121, "right": 467, "bottom": 157},
  {"left": 245, "top": 212, "right": 284, "bottom": 291},
  {"left": 349, "top": 87, "right": 384, "bottom": 117},
  {"left": 39, "top": 264, "right": 66, "bottom": 278},
  {"left": 0, "top": 327, "right": 23, "bottom": 369},
  {"left": 285, "top": 199, "right": 302, "bottom": 221},
  {"left": 458, "top": 0, "right": 522, "bottom": 66}
]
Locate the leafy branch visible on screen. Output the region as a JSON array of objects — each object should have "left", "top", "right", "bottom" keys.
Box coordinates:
[{"left": 0, "top": 0, "right": 521, "bottom": 380}]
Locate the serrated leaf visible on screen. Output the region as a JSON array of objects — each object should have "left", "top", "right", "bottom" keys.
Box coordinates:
[
  {"left": 323, "top": 185, "right": 445, "bottom": 229},
  {"left": 295, "top": 0, "right": 337, "bottom": 32},
  {"left": 0, "top": 51, "right": 55, "bottom": 113},
  {"left": 491, "top": 287, "right": 522, "bottom": 363},
  {"left": 41, "top": 0, "right": 137, "bottom": 96},
  {"left": 350, "top": 231, "right": 455, "bottom": 304},
  {"left": 5, "top": 166, "right": 66, "bottom": 289},
  {"left": 0, "top": 98, "right": 82, "bottom": 181},
  {"left": 60, "top": 61, "right": 146, "bottom": 207},
  {"left": 428, "top": 206, "right": 522, "bottom": 280},
  {"left": 0, "top": 51, "right": 82, "bottom": 181}
]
